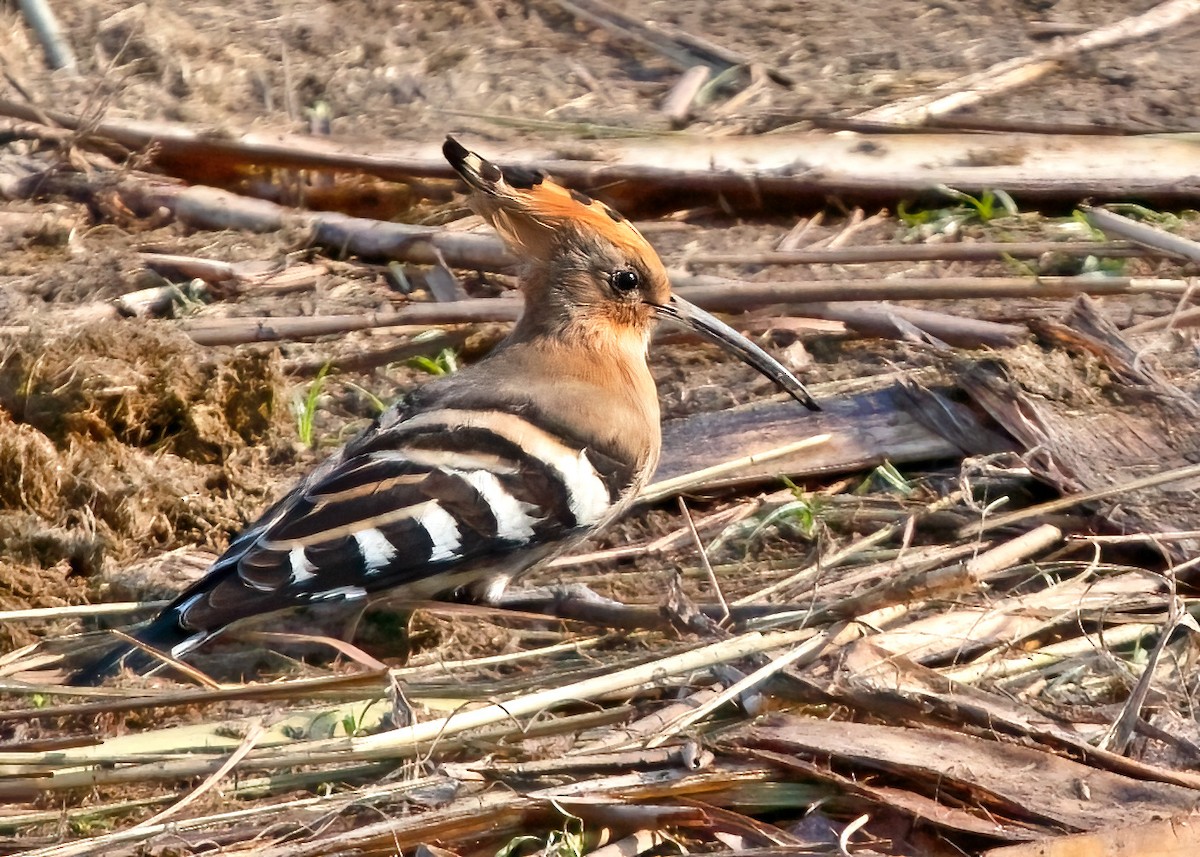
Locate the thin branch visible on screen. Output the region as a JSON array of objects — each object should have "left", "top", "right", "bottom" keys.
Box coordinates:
[
  {"left": 686, "top": 240, "right": 1147, "bottom": 267},
  {"left": 179, "top": 300, "right": 522, "bottom": 346},
  {"left": 676, "top": 276, "right": 1194, "bottom": 310},
  {"left": 678, "top": 496, "right": 729, "bottom": 625}
]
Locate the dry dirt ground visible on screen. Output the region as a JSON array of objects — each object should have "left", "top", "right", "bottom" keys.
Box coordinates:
[{"left": 2, "top": 0, "right": 1200, "bottom": 854}]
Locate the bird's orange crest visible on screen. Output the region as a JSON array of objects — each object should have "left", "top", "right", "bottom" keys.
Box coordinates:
[{"left": 443, "top": 137, "right": 665, "bottom": 279}]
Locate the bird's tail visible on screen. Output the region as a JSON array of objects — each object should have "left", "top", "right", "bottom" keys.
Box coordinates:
[{"left": 69, "top": 611, "right": 209, "bottom": 686}]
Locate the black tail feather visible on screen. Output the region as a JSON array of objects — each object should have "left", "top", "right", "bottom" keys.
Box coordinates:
[{"left": 69, "top": 613, "right": 204, "bottom": 686}]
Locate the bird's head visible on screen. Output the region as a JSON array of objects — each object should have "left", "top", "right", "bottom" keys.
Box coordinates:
[{"left": 443, "top": 137, "right": 818, "bottom": 410}]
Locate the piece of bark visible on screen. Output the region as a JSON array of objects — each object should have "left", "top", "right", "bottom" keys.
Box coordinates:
[
  {"left": 739, "top": 715, "right": 1200, "bottom": 832},
  {"left": 810, "top": 640, "right": 1200, "bottom": 792},
  {"left": 652, "top": 384, "right": 975, "bottom": 491},
  {"left": 984, "top": 813, "right": 1200, "bottom": 857}
]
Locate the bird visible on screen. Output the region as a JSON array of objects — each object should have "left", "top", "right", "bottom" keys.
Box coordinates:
[{"left": 70, "top": 137, "right": 818, "bottom": 685}]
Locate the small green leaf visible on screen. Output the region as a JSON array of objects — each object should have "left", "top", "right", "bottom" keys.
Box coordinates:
[{"left": 293, "top": 361, "right": 332, "bottom": 449}]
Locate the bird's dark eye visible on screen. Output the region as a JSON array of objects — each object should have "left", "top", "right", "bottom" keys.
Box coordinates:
[{"left": 610, "top": 269, "right": 640, "bottom": 292}]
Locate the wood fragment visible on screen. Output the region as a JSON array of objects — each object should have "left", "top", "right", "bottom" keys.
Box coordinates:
[
  {"left": 740, "top": 716, "right": 1200, "bottom": 831},
  {"left": 826, "top": 640, "right": 1200, "bottom": 790},
  {"left": 652, "top": 384, "right": 991, "bottom": 499},
  {"left": 137, "top": 253, "right": 240, "bottom": 283},
  {"left": 661, "top": 66, "right": 711, "bottom": 127},
  {"left": 984, "top": 813, "right": 1200, "bottom": 857}
]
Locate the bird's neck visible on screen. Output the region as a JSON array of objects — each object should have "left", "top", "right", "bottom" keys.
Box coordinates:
[{"left": 481, "top": 324, "right": 662, "bottom": 489}]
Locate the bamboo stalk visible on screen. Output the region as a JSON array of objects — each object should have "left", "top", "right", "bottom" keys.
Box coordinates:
[
  {"left": 944, "top": 622, "right": 1159, "bottom": 684},
  {"left": 0, "top": 601, "right": 167, "bottom": 622}
]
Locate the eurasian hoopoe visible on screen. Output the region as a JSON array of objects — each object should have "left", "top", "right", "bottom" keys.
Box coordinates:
[{"left": 71, "top": 137, "right": 818, "bottom": 685}]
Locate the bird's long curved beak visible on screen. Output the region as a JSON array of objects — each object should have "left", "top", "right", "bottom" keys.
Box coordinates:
[{"left": 654, "top": 295, "right": 819, "bottom": 410}]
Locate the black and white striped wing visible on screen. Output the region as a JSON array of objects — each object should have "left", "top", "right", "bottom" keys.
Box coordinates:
[{"left": 163, "top": 406, "right": 632, "bottom": 649}]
